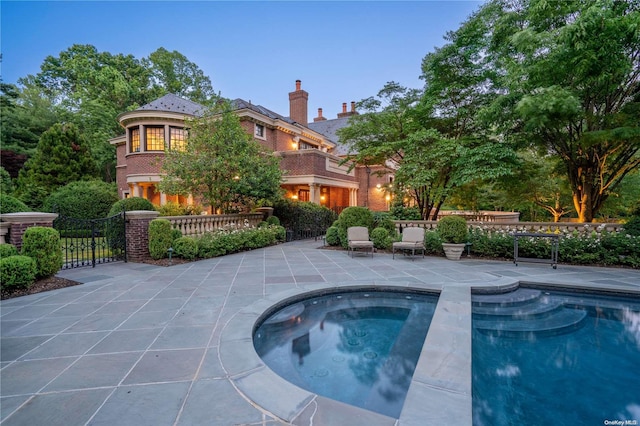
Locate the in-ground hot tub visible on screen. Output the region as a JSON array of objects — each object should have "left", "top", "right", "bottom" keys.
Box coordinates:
[{"left": 253, "top": 289, "right": 438, "bottom": 418}]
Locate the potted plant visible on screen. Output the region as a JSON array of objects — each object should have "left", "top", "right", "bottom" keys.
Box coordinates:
[{"left": 437, "top": 215, "right": 468, "bottom": 260}]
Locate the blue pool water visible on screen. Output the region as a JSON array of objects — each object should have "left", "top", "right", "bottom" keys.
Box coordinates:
[
  {"left": 253, "top": 290, "right": 437, "bottom": 418},
  {"left": 472, "top": 288, "right": 640, "bottom": 425}
]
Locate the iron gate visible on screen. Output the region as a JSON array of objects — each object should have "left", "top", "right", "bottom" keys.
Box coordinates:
[{"left": 53, "top": 211, "right": 126, "bottom": 269}]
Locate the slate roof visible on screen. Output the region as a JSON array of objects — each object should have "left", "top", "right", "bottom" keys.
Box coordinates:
[
  {"left": 230, "top": 99, "right": 295, "bottom": 124},
  {"left": 136, "top": 93, "right": 206, "bottom": 116},
  {"left": 134, "top": 94, "right": 351, "bottom": 152},
  {"left": 308, "top": 117, "right": 352, "bottom": 155}
]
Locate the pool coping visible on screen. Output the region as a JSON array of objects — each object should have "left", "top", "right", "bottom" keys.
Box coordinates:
[{"left": 219, "top": 278, "right": 640, "bottom": 425}]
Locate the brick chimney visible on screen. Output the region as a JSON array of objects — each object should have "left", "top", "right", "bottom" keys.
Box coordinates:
[
  {"left": 289, "top": 80, "right": 308, "bottom": 126},
  {"left": 313, "top": 108, "right": 327, "bottom": 122},
  {"left": 337, "top": 101, "right": 358, "bottom": 118}
]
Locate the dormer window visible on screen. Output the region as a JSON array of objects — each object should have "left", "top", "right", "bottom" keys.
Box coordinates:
[{"left": 255, "top": 123, "right": 265, "bottom": 139}]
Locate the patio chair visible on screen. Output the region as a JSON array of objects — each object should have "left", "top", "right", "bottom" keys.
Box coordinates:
[
  {"left": 347, "top": 226, "right": 374, "bottom": 258},
  {"left": 392, "top": 227, "right": 425, "bottom": 260}
]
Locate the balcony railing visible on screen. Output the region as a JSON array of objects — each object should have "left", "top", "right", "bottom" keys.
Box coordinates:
[{"left": 164, "top": 213, "right": 264, "bottom": 237}]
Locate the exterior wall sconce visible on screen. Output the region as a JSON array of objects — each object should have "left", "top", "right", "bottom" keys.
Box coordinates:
[{"left": 292, "top": 194, "right": 298, "bottom": 200}]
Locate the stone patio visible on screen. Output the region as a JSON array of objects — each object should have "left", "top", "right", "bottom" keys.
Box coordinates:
[{"left": 2, "top": 239, "right": 639, "bottom": 425}]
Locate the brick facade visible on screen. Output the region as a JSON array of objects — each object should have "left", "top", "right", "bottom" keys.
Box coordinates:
[{"left": 110, "top": 82, "right": 394, "bottom": 213}]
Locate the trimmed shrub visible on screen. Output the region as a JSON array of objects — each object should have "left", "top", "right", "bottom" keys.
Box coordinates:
[
  {"left": 371, "top": 227, "right": 392, "bottom": 250},
  {"left": 108, "top": 197, "right": 156, "bottom": 216},
  {"left": 332, "top": 206, "right": 375, "bottom": 248},
  {"left": 149, "top": 219, "right": 174, "bottom": 259},
  {"left": 0, "top": 243, "right": 19, "bottom": 259},
  {"left": 171, "top": 229, "right": 182, "bottom": 241},
  {"left": 0, "top": 255, "right": 37, "bottom": 289},
  {"left": 272, "top": 225, "right": 286, "bottom": 242},
  {"left": 173, "top": 237, "right": 199, "bottom": 260},
  {"left": 21, "top": 227, "right": 63, "bottom": 278},
  {"left": 0, "top": 193, "right": 31, "bottom": 214},
  {"left": 266, "top": 215, "right": 281, "bottom": 226},
  {"left": 43, "top": 180, "right": 118, "bottom": 219},
  {"left": 325, "top": 226, "right": 340, "bottom": 246},
  {"left": 437, "top": 216, "right": 468, "bottom": 244}
]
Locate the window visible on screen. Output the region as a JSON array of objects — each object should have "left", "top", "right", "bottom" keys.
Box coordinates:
[
  {"left": 299, "top": 141, "right": 316, "bottom": 150},
  {"left": 298, "top": 189, "right": 310, "bottom": 202},
  {"left": 130, "top": 128, "right": 140, "bottom": 152},
  {"left": 146, "top": 126, "right": 165, "bottom": 151},
  {"left": 170, "top": 127, "right": 186, "bottom": 151},
  {"left": 255, "top": 123, "right": 265, "bottom": 138}
]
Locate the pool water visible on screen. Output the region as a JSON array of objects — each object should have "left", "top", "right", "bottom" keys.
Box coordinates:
[
  {"left": 472, "top": 288, "right": 640, "bottom": 425},
  {"left": 253, "top": 290, "right": 437, "bottom": 418}
]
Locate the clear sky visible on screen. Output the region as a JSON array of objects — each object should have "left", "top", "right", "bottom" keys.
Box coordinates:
[{"left": 2, "top": 1, "right": 482, "bottom": 117}]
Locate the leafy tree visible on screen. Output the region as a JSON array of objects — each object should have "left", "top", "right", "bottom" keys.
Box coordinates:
[
  {"left": 145, "top": 47, "right": 217, "bottom": 105},
  {"left": 484, "top": 0, "right": 640, "bottom": 222},
  {"left": 1, "top": 80, "right": 60, "bottom": 175},
  {"left": 339, "top": 79, "right": 515, "bottom": 220},
  {"left": 15, "top": 123, "right": 99, "bottom": 208},
  {"left": 13, "top": 44, "right": 217, "bottom": 182},
  {"left": 28, "top": 44, "right": 153, "bottom": 181},
  {"left": 160, "top": 101, "right": 283, "bottom": 214}
]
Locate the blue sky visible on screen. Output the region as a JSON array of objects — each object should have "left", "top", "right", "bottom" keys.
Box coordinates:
[{"left": 2, "top": 1, "right": 482, "bottom": 116}]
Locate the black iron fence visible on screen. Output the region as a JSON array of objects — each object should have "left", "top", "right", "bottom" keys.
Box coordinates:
[{"left": 53, "top": 211, "right": 126, "bottom": 269}]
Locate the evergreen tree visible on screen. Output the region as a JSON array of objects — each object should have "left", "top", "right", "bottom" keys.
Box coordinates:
[{"left": 16, "top": 123, "right": 99, "bottom": 208}]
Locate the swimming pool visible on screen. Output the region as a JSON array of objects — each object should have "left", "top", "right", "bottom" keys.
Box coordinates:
[
  {"left": 472, "top": 288, "right": 640, "bottom": 425},
  {"left": 253, "top": 290, "right": 438, "bottom": 418}
]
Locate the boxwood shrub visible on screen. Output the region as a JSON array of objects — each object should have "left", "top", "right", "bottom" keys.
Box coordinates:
[
  {"left": 333, "top": 206, "right": 374, "bottom": 248},
  {"left": 173, "top": 237, "right": 198, "bottom": 260},
  {"left": 0, "top": 243, "right": 19, "bottom": 259},
  {"left": 149, "top": 219, "right": 174, "bottom": 260},
  {"left": 21, "top": 227, "right": 63, "bottom": 278},
  {"left": 0, "top": 255, "right": 37, "bottom": 289},
  {"left": 371, "top": 227, "right": 392, "bottom": 250}
]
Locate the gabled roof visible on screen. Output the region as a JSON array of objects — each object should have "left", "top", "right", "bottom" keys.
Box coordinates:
[
  {"left": 231, "top": 99, "right": 295, "bottom": 124},
  {"left": 308, "top": 116, "right": 352, "bottom": 155},
  {"left": 136, "top": 93, "right": 205, "bottom": 116}
]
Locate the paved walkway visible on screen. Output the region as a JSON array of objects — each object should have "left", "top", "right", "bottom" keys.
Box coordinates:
[{"left": 2, "top": 240, "right": 639, "bottom": 425}]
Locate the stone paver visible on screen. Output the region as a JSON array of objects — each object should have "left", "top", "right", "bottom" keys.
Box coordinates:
[{"left": 1, "top": 240, "right": 639, "bottom": 425}]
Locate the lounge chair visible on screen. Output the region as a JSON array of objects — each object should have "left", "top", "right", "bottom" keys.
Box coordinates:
[
  {"left": 392, "top": 227, "right": 425, "bottom": 260},
  {"left": 347, "top": 226, "right": 374, "bottom": 258}
]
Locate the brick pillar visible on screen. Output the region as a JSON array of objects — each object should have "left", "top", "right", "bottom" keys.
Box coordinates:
[
  {"left": 0, "top": 212, "right": 59, "bottom": 251},
  {"left": 125, "top": 210, "right": 160, "bottom": 262}
]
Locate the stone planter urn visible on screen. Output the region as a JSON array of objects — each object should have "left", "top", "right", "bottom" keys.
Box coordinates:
[
  {"left": 437, "top": 215, "right": 469, "bottom": 261},
  {"left": 255, "top": 207, "right": 274, "bottom": 220},
  {"left": 442, "top": 243, "right": 466, "bottom": 261}
]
